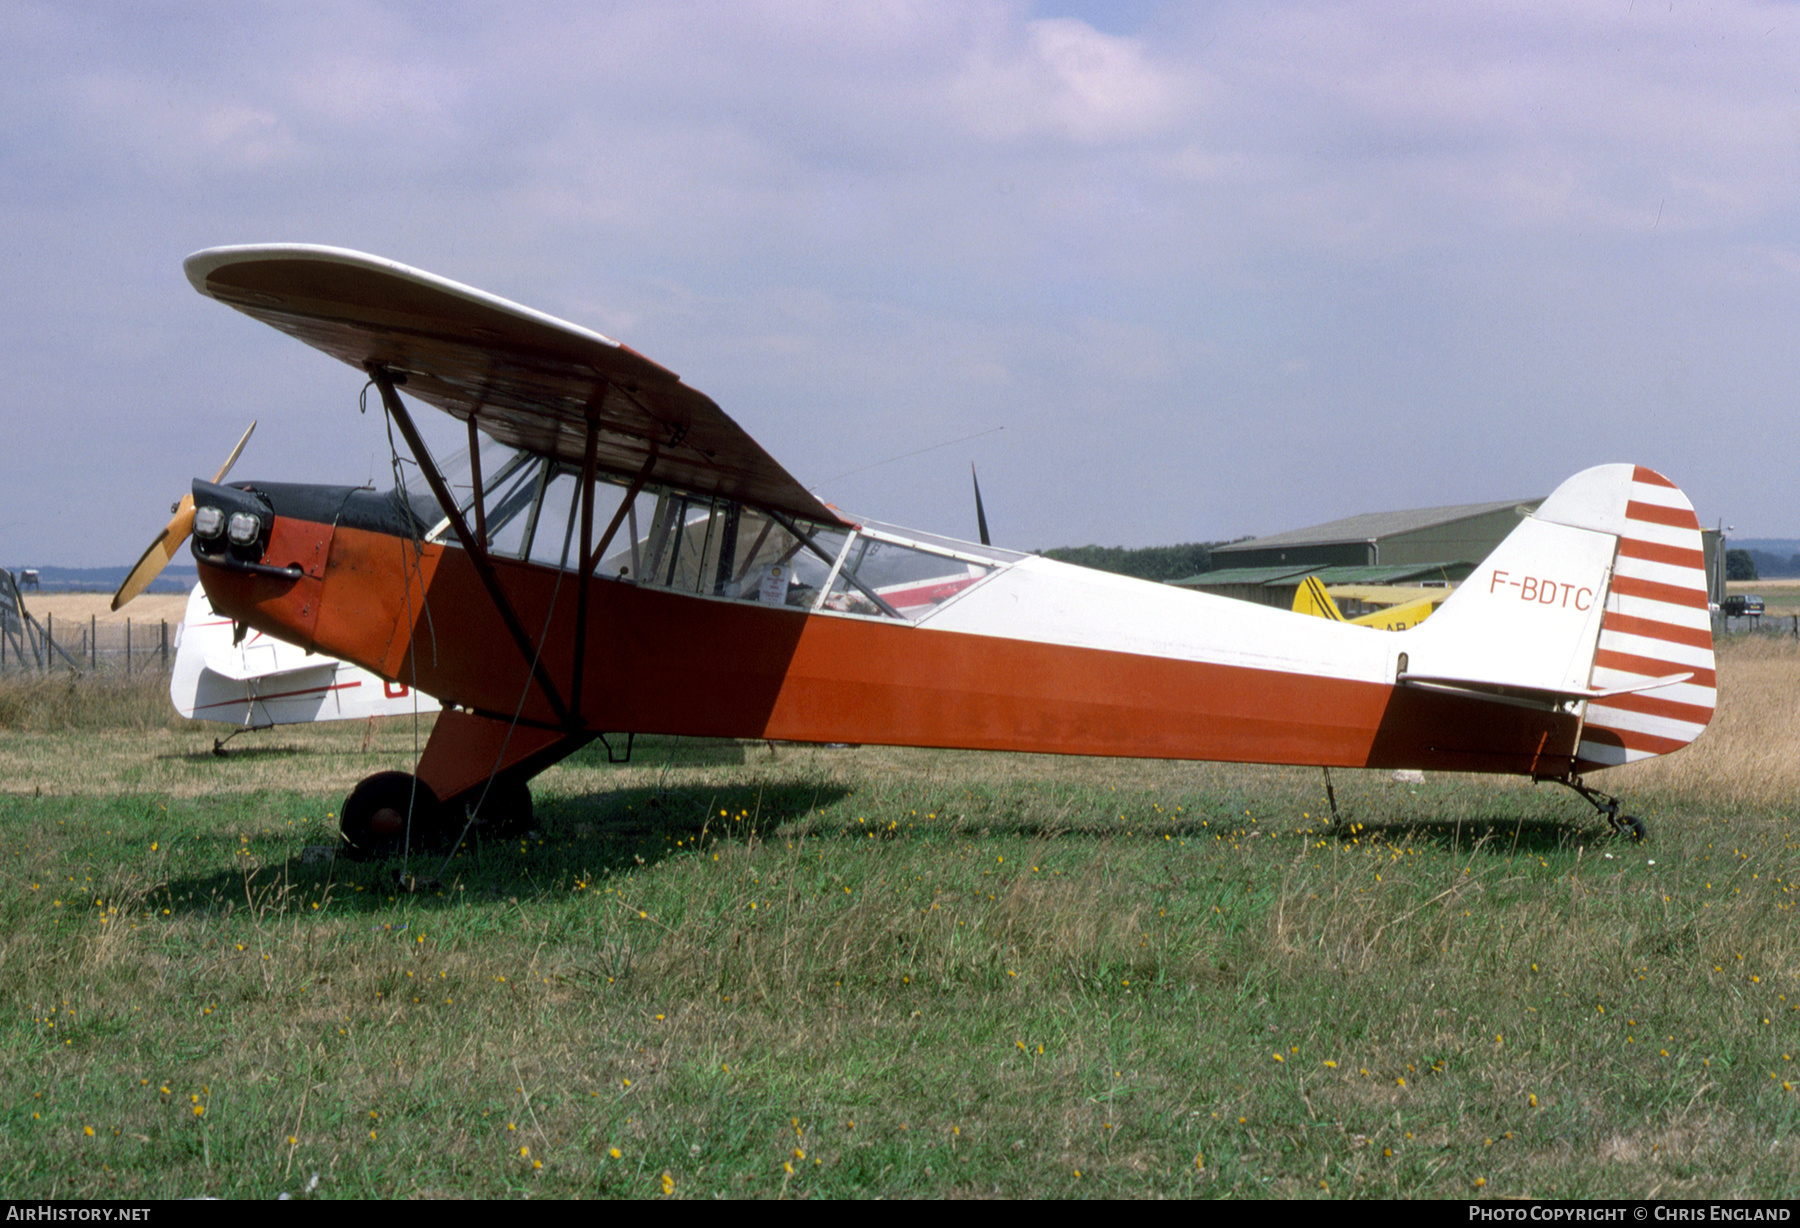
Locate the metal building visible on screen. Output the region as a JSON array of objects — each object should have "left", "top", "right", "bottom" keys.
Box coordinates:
[
  {"left": 1170, "top": 497, "right": 1545, "bottom": 609},
  {"left": 1207, "top": 497, "right": 1545, "bottom": 573}
]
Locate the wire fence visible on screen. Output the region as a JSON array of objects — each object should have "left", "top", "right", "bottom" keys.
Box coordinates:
[
  {"left": 0, "top": 612, "right": 174, "bottom": 676},
  {"left": 1716, "top": 613, "right": 1800, "bottom": 639}
]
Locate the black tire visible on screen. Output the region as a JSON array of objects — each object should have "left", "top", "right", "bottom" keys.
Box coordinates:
[
  {"left": 1620, "top": 814, "right": 1648, "bottom": 843},
  {"left": 340, "top": 771, "right": 442, "bottom": 858}
]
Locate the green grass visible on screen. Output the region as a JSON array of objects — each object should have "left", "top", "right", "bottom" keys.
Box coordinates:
[{"left": 3, "top": 720, "right": 1797, "bottom": 1198}]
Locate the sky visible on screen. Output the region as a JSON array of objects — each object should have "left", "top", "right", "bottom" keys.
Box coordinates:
[{"left": 3, "top": 0, "right": 1797, "bottom": 568}]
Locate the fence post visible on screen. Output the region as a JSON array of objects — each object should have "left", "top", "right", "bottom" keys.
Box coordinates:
[
  {"left": 90, "top": 614, "right": 96, "bottom": 671},
  {"left": 125, "top": 618, "right": 132, "bottom": 678},
  {"left": 44, "top": 613, "right": 51, "bottom": 675},
  {"left": 161, "top": 620, "right": 168, "bottom": 671}
]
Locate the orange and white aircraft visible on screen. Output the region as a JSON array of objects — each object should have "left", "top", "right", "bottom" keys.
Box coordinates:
[{"left": 137, "top": 245, "right": 1712, "bottom": 852}]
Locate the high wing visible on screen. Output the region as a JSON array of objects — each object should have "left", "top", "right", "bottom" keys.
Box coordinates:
[{"left": 184, "top": 245, "right": 844, "bottom": 526}]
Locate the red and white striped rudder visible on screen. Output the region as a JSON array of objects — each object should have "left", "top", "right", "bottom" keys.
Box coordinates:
[{"left": 1574, "top": 466, "right": 1715, "bottom": 769}]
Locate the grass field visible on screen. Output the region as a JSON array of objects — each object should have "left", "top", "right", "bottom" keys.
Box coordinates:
[{"left": 1, "top": 637, "right": 1797, "bottom": 1199}]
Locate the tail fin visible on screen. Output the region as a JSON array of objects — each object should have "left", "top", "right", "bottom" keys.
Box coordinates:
[
  {"left": 1398, "top": 465, "right": 1714, "bottom": 770},
  {"left": 1293, "top": 575, "right": 1347, "bottom": 621},
  {"left": 1293, "top": 574, "right": 1440, "bottom": 630}
]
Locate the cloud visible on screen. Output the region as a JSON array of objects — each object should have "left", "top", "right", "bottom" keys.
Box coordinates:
[
  {"left": 6, "top": 1, "right": 1800, "bottom": 562},
  {"left": 944, "top": 16, "right": 1189, "bottom": 145}
]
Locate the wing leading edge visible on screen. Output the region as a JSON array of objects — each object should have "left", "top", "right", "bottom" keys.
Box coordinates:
[{"left": 184, "top": 244, "right": 843, "bottom": 526}]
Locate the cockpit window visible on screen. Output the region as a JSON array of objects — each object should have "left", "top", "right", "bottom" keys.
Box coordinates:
[
  {"left": 819, "top": 533, "right": 993, "bottom": 618},
  {"left": 480, "top": 453, "right": 543, "bottom": 558},
  {"left": 427, "top": 445, "right": 1014, "bottom": 622}
]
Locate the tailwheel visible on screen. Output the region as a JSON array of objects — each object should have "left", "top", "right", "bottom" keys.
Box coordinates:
[
  {"left": 1540, "top": 774, "right": 1649, "bottom": 843},
  {"left": 340, "top": 771, "right": 442, "bottom": 858}
]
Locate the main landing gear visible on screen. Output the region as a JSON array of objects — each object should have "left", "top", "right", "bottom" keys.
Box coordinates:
[
  {"left": 338, "top": 770, "right": 534, "bottom": 858},
  {"left": 1543, "top": 775, "right": 1648, "bottom": 842},
  {"left": 339, "top": 771, "right": 441, "bottom": 858}
]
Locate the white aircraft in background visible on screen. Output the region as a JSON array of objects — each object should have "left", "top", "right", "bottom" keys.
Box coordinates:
[{"left": 171, "top": 585, "right": 438, "bottom": 747}]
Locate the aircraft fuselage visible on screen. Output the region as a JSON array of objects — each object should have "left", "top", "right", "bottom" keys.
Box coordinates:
[{"left": 193, "top": 475, "right": 1582, "bottom": 814}]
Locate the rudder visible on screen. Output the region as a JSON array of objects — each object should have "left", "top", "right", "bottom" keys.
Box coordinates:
[{"left": 1569, "top": 466, "right": 1716, "bottom": 769}]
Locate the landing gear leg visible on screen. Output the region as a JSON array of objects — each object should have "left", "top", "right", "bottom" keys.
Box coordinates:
[
  {"left": 1543, "top": 775, "right": 1647, "bottom": 842},
  {"left": 212, "top": 726, "right": 252, "bottom": 756},
  {"left": 1322, "top": 766, "right": 1342, "bottom": 830}
]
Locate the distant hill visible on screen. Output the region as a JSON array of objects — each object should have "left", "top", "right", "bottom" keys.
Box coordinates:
[
  {"left": 1732, "top": 540, "right": 1800, "bottom": 579},
  {"left": 2, "top": 564, "right": 197, "bottom": 595}
]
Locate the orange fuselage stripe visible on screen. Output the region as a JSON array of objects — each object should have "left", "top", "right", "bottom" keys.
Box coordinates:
[{"left": 201, "top": 517, "right": 1583, "bottom": 778}]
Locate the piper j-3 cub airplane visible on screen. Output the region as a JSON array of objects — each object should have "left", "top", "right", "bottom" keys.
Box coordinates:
[{"left": 140, "top": 245, "right": 1712, "bottom": 853}]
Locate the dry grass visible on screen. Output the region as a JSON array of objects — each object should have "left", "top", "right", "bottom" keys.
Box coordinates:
[
  {"left": 0, "top": 672, "right": 434, "bottom": 799},
  {"left": 1613, "top": 633, "right": 1800, "bottom": 807},
  {"left": 2, "top": 634, "right": 1797, "bottom": 1198},
  {"left": 18, "top": 592, "right": 190, "bottom": 628}
]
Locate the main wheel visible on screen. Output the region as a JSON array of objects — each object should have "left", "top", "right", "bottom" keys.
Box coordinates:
[
  {"left": 1619, "top": 814, "right": 1648, "bottom": 843},
  {"left": 340, "top": 771, "right": 442, "bottom": 858}
]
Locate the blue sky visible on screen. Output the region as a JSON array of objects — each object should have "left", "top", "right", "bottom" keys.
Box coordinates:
[{"left": 4, "top": 1, "right": 1796, "bottom": 565}]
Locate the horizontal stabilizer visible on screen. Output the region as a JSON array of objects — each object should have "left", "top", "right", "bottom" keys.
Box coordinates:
[
  {"left": 198, "top": 651, "right": 334, "bottom": 683},
  {"left": 1398, "top": 669, "right": 1694, "bottom": 705}
]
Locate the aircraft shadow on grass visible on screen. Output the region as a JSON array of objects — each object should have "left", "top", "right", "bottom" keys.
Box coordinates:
[
  {"left": 1327, "top": 813, "right": 1611, "bottom": 855},
  {"left": 146, "top": 777, "right": 854, "bottom": 920}
]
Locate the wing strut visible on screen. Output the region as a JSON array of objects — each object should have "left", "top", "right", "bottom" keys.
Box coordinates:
[
  {"left": 365, "top": 363, "right": 574, "bottom": 729},
  {"left": 466, "top": 413, "right": 488, "bottom": 548},
  {"left": 570, "top": 402, "right": 601, "bottom": 720}
]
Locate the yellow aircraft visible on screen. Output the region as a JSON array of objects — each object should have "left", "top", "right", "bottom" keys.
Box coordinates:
[{"left": 1291, "top": 575, "right": 1444, "bottom": 631}]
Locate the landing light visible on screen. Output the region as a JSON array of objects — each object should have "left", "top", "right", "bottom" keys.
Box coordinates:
[
  {"left": 226, "top": 511, "right": 262, "bottom": 547},
  {"left": 194, "top": 506, "right": 226, "bottom": 539}
]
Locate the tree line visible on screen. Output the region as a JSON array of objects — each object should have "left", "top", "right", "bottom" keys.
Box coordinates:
[{"left": 1037, "top": 542, "right": 1219, "bottom": 583}]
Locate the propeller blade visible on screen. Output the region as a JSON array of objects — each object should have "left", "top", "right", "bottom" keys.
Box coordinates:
[
  {"left": 110, "top": 421, "right": 256, "bottom": 612},
  {"left": 111, "top": 497, "right": 194, "bottom": 612},
  {"left": 971, "top": 463, "right": 990, "bottom": 547},
  {"left": 212, "top": 420, "right": 256, "bottom": 484}
]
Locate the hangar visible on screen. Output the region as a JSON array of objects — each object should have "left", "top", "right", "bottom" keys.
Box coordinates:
[
  {"left": 1171, "top": 496, "right": 1544, "bottom": 609},
  {"left": 1210, "top": 497, "right": 1544, "bottom": 572}
]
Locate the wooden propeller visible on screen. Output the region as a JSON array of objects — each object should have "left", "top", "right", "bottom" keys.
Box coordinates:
[{"left": 110, "top": 421, "right": 256, "bottom": 611}]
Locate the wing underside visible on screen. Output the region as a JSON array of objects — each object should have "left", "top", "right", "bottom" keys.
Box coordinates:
[{"left": 185, "top": 245, "right": 843, "bottom": 526}]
